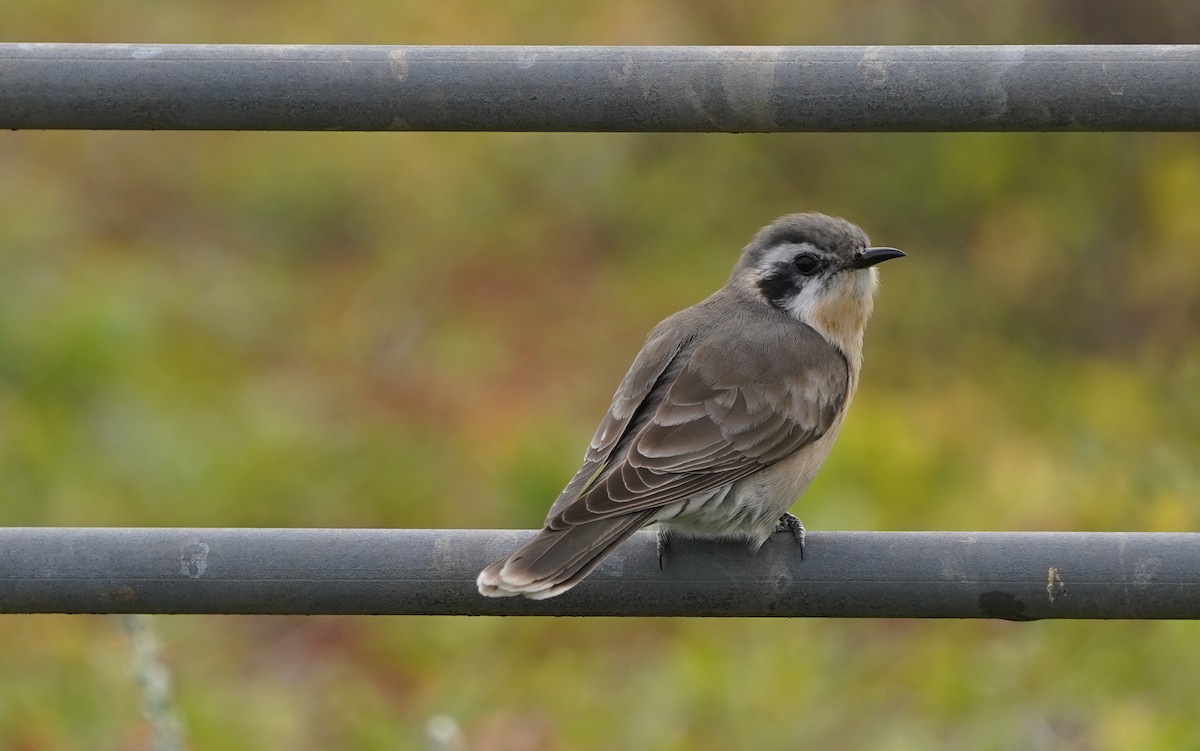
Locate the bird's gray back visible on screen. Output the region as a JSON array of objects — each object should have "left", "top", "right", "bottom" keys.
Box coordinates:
[{"left": 545, "top": 288, "right": 850, "bottom": 527}]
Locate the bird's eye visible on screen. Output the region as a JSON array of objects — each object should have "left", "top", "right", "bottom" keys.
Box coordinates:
[{"left": 793, "top": 253, "right": 820, "bottom": 276}]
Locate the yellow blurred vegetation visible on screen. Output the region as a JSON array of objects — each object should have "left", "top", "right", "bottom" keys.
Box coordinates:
[{"left": 1, "top": 2, "right": 1199, "bottom": 749}]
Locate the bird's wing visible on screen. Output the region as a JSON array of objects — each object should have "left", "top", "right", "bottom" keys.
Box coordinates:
[
  {"left": 550, "top": 317, "right": 849, "bottom": 527},
  {"left": 543, "top": 323, "right": 691, "bottom": 522}
]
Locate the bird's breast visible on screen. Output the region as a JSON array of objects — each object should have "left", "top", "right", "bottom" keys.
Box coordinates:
[{"left": 746, "top": 415, "right": 845, "bottom": 512}]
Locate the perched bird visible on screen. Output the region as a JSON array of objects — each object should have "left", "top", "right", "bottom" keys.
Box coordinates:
[{"left": 478, "top": 212, "right": 904, "bottom": 599}]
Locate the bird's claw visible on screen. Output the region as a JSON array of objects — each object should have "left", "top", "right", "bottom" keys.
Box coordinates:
[{"left": 775, "top": 513, "right": 807, "bottom": 560}]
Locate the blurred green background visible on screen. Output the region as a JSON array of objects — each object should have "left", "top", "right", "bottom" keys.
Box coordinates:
[{"left": 2, "top": 3, "right": 1200, "bottom": 750}]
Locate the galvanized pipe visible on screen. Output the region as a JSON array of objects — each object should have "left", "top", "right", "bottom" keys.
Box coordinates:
[
  {"left": 1, "top": 44, "right": 1198, "bottom": 131},
  {"left": 0, "top": 528, "right": 1196, "bottom": 618}
]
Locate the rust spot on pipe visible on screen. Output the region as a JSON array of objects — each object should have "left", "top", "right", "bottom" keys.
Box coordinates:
[{"left": 1046, "top": 566, "right": 1065, "bottom": 604}]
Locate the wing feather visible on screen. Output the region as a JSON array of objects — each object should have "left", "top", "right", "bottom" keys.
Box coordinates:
[
  {"left": 548, "top": 310, "right": 849, "bottom": 527},
  {"left": 542, "top": 324, "right": 690, "bottom": 522}
]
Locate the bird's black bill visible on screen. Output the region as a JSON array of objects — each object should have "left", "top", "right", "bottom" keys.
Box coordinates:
[{"left": 849, "top": 247, "right": 906, "bottom": 269}]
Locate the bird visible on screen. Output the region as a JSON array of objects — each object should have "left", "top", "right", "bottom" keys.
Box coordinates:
[{"left": 477, "top": 212, "right": 904, "bottom": 599}]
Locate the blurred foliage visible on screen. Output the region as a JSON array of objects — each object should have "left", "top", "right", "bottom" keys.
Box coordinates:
[{"left": 2, "top": 2, "right": 1200, "bottom": 750}]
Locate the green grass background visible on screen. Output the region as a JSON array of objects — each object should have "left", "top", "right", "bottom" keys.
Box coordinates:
[{"left": 2, "top": 3, "right": 1200, "bottom": 749}]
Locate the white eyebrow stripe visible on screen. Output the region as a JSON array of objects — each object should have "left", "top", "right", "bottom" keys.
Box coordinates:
[{"left": 754, "top": 241, "right": 818, "bottom": 276}]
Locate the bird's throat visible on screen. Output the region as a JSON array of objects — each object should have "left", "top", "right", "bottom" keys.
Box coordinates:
[{"left": 795, "top": 280, "right": 876, "bottom": 386}]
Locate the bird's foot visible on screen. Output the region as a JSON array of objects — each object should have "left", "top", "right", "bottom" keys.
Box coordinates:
[
  {"left": 656, "top": 525, "right": 671, "bottom": 570},
  {"left": 775, "top": 513, "right": 806, "bottom": 560}
]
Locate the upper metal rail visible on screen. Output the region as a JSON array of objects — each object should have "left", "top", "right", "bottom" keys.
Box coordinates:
[
  {"left": 1, "top": 528, "right": 1196, "bottom": 618},
  {"left": 1, "top": 44, "right": 1198, "bottom": 131}
]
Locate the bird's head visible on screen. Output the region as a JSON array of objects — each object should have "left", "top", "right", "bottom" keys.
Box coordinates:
[{"left": 731, "top": 212, "right": 905, "bottom": 356}]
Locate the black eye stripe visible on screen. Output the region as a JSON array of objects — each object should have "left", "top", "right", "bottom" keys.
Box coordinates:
[{"left": 756, "top": 260, "right": 801, "bottom": 310}]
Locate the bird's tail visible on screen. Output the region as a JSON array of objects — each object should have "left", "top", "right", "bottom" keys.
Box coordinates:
[{"left": 477, "top": 511, "right": 654, "bottom": 600}]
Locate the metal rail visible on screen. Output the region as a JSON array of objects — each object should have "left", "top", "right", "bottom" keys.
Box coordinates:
[
  {"left": 1, "top": 44, "right": 1198, "bottom": 131},
  {"left": 1, "top": 528, "right": 1196, "bottom": 618}
]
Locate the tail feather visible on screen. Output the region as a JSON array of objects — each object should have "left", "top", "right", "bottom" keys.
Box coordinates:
[{"left": 477, "top": 512, "right": 654, "bottom": 599}]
